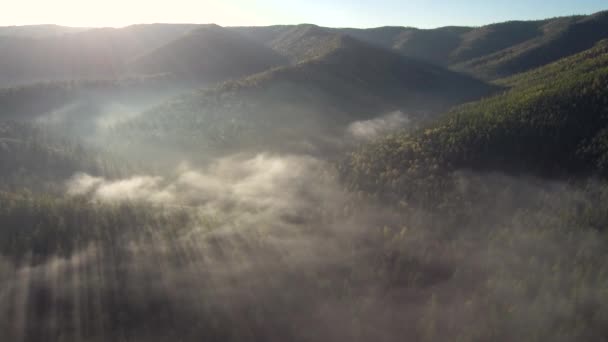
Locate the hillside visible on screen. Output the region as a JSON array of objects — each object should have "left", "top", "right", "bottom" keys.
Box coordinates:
[
  {"left": 341, "top": 40, "right": 608, "bottom": 205},
  {"left": 449, "top": 20, "right": 544, "bottom": 63}
]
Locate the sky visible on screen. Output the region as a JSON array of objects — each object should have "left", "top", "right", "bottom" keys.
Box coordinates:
[{"left": 1, "top": 0, "right": 606, "bottom": 28}]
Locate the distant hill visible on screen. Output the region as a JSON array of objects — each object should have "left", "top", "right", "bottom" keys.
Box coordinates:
[
  {"left": 235, "top": 10, "right": 608, "bottom": 80},
  {"left": 0, "top": 24, "right": 88, "bottom": 37},
  {"left": 0, "top": 23, "right": 289, "bottom": 87},
  {"left": 339, "top": 11, "right": 608, "bottom": 79},
  {"left": 341, "top": 40, "right": 608, "bottom": 204},
  {"left": 454, "top": 11, "right": 608, "bottom": 79},
  {"left": 2, "top": 11, "right": 607, "bottom": 86},
  {"left": 0, "top": 24, "right": 201, "bottom": 86},
  {"left": 339, "top": 26, "right": 472, "bottom": 66},
  {"left": 130, "top": 25, "right": 287, "bottom": 82}
]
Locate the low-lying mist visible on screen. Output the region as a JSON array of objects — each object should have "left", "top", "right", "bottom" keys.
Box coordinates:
[
  {"left": 66, "top": 154, "right": 350, "bottom": 230},
  {"left": 2, "top": 145, "right": 608, "bottom": 341},
  {"left": 0, "top": 68, "right": 605, "bottom": 342},
  {"left": 347, "top": 111, "right": 410, "bottom": 141}
]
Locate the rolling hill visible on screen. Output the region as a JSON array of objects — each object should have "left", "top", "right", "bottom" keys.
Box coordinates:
[{"left": 339, "top": 26, "right": 472, "bottom": 66}]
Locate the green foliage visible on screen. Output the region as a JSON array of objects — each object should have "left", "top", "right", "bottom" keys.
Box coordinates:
[
  {"left": 0, "top": 121, "right": 130, "bottom": 192},
  {"left": 0, "top": 191, "right": 195, "bottom": 262},
  {"left": 342, "top": 40, "right": 608, "bottom": 204},
  {"left": 457, "top": 11, "right": 608, "bottom": 79},
  {"left": 110, "top": 35, "right": 496, "bottom": 157}
]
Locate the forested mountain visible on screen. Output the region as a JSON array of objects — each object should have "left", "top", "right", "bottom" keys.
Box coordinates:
[{"left": 110, "top": 32, "right": 495, "bottom": 158}]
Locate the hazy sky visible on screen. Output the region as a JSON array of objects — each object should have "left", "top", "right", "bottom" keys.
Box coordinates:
[{"left": 2, "top": 0, "right": 606, "bottom": 28}]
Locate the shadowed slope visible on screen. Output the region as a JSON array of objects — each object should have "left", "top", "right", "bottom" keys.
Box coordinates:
[{"left": 130, "top": 25, "right": 287, "bottom": 82}]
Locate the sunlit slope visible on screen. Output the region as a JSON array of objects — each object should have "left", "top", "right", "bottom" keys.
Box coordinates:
[
  {"left": 341, "top": 40, "right": 608, "bottom": 203},
  {"left": 265, "top": 24, "right": 356, "bottom": 63},
  {"left": 113, "top": 34, "right": 496, "bottom": 156},
  {"left": 0, "top": 24, "right": 202, "bottom": 86},
  {"left": 236, "top": 24, "right": 471, "bottom": 66}
]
